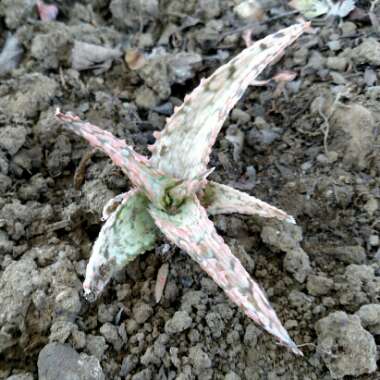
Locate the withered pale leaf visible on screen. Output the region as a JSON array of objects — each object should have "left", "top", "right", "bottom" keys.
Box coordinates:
[
  {"left": 56, "top": 110, "right": 177, "bottom": 209},
  {"left": 84, "top": 190, "right": 157, "bottom": 300},
  {"left": 201, "top": 181, "right": 295, "bottom": 224}
]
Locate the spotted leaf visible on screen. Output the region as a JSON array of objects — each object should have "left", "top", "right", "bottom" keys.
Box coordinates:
[
  {"left": 149, "top": 23, "right": 309, "bottom": 181},
  {"left": 201, "top": 181, "right": 295, "bottom": 223},
  {"left": 149, "top": 196, "right": 302, "bottom": 355},
  {"left": 56, "top": 110, "right": 178, "bottom": 209},
  {"left": 83, "top": 189, "right": 157, "bottom": 300}
]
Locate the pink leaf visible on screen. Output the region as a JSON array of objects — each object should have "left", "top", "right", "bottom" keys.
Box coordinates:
[
  {"left": 201, "top": 182, "right": 295, "bottom": 224},
  {"left": 55, "top": 109, "right": 177, "bottom": 209},
  {"left": 37, "top": 0, "right": 58, "bottom": 22},
  {"left": 150, "top": 23, "right": 309, "bottom": 181},
  {"left": 149, "top": 196, "right": 302, "bottom": 355}
]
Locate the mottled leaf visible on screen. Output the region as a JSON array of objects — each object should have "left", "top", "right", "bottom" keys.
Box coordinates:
[
  {"left": 83, "top": 190, "right": 157, "bottom": 300},
  {"left": 56, "top": 110, "right": 177, "bottom": 209},
  {"left": 201, "top": 181, "right": 295, "bottom": 223},
  {"left": 37, "top": 0, "right": 58, "bottom": 22},
  {"left": 149, "top": 196, "right": 302, "bottom": 355},
  {"left": 149, "top": 23, "right": 308, "bottom": 181}
]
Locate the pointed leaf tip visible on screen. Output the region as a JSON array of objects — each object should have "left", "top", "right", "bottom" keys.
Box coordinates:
[
  {"left": 149, "top": 196, "right": 300, "bottom": 354},
  {"left": 150, "top": 23, "right": 308, "bottom": 180}
]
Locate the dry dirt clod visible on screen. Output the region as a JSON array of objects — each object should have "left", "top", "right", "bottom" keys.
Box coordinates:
[
  {"left": 315, "top": 311, "right": 377, "bottom": 378},
  {"left": 38, "top": 342, "right": 105, "bottom": 380},
  {"left": 330, "top": 103, "right": 376, "bottom": 170}
]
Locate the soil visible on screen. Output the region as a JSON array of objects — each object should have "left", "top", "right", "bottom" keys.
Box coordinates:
[{"left": 0, "top": 1, "right": 379, "bottom": 379}]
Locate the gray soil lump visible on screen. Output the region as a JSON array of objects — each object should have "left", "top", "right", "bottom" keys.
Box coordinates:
[
  {"left": 315, "top": 311, "right": 377, "bottom": 378},
  {"left": 38, "top": 343, "right": 105, "bottom": 380}
]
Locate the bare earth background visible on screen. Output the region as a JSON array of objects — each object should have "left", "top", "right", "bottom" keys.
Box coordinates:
[{"left": 0, "top": 0, "right": 379, "bottom": 379}]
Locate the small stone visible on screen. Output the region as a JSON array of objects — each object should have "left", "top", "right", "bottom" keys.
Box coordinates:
[
  {"left": 71, "top": 329, "right": 86, "bottom": 350},
  {"left": 367, "top": 86, "right": 380, "bottom": 99},
  {"left": 225, "top": 372, "right": 241, "bottom": 380},
  {"left": 307, "top": 51, "right": 325, "bottom": 71},
  {"left": 327, "top": 40, "right": 341, "bottom": 51},
  {"left": 0, "top": 126, "right": 27, "bottom": 155},
  {"left": 6, "top": 374, "right": 33, "bottom": 380},
  {"left": 261, "top": 222, "right": 303, "bottom": 252},
  {"left": 248, "top": 126, "right": 281, "bottom": 147},
  {"left": 340, "top": 21, "right": 357, "bottom": 35},
  {"left": 351, "top": 38, "right": 380, "bottom": 65},
  {"left": 0, "top": 230, "right": 13, "bottom": 255},
  {"left": 1, "top": 0, "right": 35, "bottom": 29},
  {"left": 100, "top": 323, "right": 123, "bottom": 351},
  {"left": 245, "top": 165, "right": 256, "bottom": 184},
  {"left": 131, "top": 368, "right": 152, "bottom": 380},
  {"left": 54, "top": 287, "right": 81, "bottom": 315},
  {"left": 364, "top": 197, "right": 378, "bottom": 216},
  {"left": 164, "top": 311, "right": 192, "bottom": 334},
  {"left": 322, "top": 296, "right": 335, "bottom": 308},
  {"left": 110, "top": 0, "right": 158, "bottom": 30},
  {"left": 283, "top": 319, "right": 298, "bottom": 331},
  {"left": 329, "top": 104, "right": 380, "bottom": 169},
  {"left": 120, "top": 354, "right": 138, "bottom": 377},
  {"left": 86, "top": 335, "right": 108, "bottom": 361},
  {"left": 324, "top": 245, "right": 366, "bottom": 264},
  {"left": 97, "top": 303, "right": 118, "bottom": 323},
  {"left": 326, "top": 56, "right": 348, "bottom": 71},
  {"left": 327, "top": 151, "right": 338, "bottom": 163},
  {"left": 0, "top": 258, "right": 38, "bottom": 353},
  {"left": 369, "top": 235, "right": 379, "bottom": 247},
  {"left": 307, "top": 275, "right": 334, "bottom": 296},
  {"left": 316, "top": 154, "right": 329, "bottom": 165},
  {"left": 49, "top": 320, "right": 76, "bottom": 343},
  {"left": 316, "top": 311, "right": 377, "bottom": 378},
  {"left": 243, "top": 323, "right": 262, "bottom": 347},
  {"left": 293, "top": 47, "right": 309, "bottom": 66},
  {"left": 134, "top": 86, "right": 159, "bottom": 109},
  {"left": 38, "top": 343, "right": 105, "bottom": 380},
  {"left": 125, "top": 319, "right": 139, "bottom": 334},
  {"left": 0, "top": 74, "right": 59, "bottom": 118},
  {"left": 133, "top": 303, "right": 153, "bottom": 324},
  {"left": 283, "top": 247, "right": 311, "bottom": 283},
  {"left": 141, "top": 346, "right": 160, "bottom": 366},
  {"left": 301, "top": 161, "right": 313, "bottom": 171},
  {"left": 0, "top": 174, "right": 12, "bottom": 193},
  {"left": 233, "top": 0, "right": 263, "bottom": 21},
  {"left": 205, "top": 312, "right": 224, "bottom": 338},
  {"left": 289, "top": 290, "right": 315, "bottom": 309},
  {"left": 330, "top": 72, "right": 347, "bottom": 85}
]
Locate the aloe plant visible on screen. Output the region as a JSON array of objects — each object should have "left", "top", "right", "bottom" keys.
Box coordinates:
[{"left": 56, "top": 23, "right": 308, "bottom": 355}]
